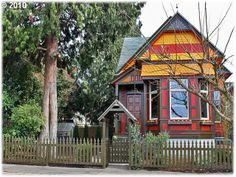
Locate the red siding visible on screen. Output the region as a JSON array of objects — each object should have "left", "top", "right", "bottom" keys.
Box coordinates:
[
  {"left": 209, "top": 83, "right": 213, "bottom": 120},
  {"left": 189, "top": 79, "right": 198, "bottom": 120},
  {"left": 170, "top": 125, "right": 190, "bottom": 131},
  {"left": 192, "top": 122, "right": 197, "bottom": 130},
  {"left": 162, "top": 123, "right": 168, "bottom": 130},
  {"left": 161, "top": 79, "right": 169, "bottom": 119},
  {"left": 201, "top": 125, "right": 211, "bottom": 131},
  {"left": 162, "top": 90, "right": 168, "bottom": 106},
  {"left": 215, "top": 122, "right": 224, "bottom": 135},
  {"left": 151, "top": 44, "right": 203, "bottom": 54},
  {"left": 147, "top": 125, "right": 159, "bottom": 131}
]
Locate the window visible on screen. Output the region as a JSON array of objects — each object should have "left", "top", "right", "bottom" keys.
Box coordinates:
[
  {"left": 213, "top": 91, "right": 221, "bottom": 121},
  {"left": 149, "top": 80, "right": 160, "bottom": 119},
  {"left": 170, "top": 79, "right": 189, "bottom": 119},
  {"left": 199, "top": 79, "right": 209, "bottom": 120}
]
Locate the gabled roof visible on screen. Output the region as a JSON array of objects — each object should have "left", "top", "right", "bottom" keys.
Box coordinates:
[
  {"left": 116, "top": 12, "right": 225, "bottom": 74},
  {"left": 116, "top": 37, "right": 148, "bottom": 72},
  {"left": 98, "top": 99, "right": 136, "bottom": 122}
]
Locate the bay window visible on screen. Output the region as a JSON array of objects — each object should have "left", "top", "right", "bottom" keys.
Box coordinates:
[{"left": 170, "top": 79, "right": 189, "bottom": 119}]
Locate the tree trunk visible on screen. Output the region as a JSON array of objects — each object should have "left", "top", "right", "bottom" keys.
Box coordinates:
[{"left": 40, "top": 35, "right": 58, "bottom": 140}]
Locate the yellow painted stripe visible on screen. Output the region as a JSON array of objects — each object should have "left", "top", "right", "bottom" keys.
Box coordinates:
[
  {"left": 150, "top": 53, "right": 204, "bottom": 60},
  {"left": 141, "top": 63, "right": 214, "bottom": 76},
  {"left": 153, "top": 32, "right": 201, "bottom": 45}
]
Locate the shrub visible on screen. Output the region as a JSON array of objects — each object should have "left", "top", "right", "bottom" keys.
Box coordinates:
[
  {"left": 157, "top": 131, "right": 170, "bottom": 145},
  {"left": 130, "top": 124, "right": 142, "bottom": 143},
  {"left": 4, "top": 101, "right": 45, "bottom": 137},
  {"left": 145, "top": 132, "right": 158, "bottom": 143}
]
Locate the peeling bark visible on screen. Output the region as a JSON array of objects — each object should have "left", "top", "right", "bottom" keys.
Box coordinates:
[{"left": 40, "top": 35, "right": 58, "bottom": 140}]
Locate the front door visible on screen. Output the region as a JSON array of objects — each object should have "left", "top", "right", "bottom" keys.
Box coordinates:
[{"left": 127, "top": 94, "right": 142, "bottom": 126}]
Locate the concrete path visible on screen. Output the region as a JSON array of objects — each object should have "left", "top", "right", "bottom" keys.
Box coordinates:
[{"left": 2, "top": 163, "right": 183, "bottom": 175}]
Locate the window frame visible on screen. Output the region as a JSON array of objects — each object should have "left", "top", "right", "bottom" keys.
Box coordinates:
[
  {"left": 213, "top": 90, "right": 221, "bottom": 122},
  {"left": 169, "top": 79, "right": 189, "bottom": 120},
  {"left": 149, "top": 80, "right": 159, "bottom": 120},
  {"left": 200, "top": 79, "right": 209, "bottom": 120}
]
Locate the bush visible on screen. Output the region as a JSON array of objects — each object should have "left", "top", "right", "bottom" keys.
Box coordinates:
[
  {"left": 4, "top": 101, "right": 45, "bottom": 137},
  {"left": 145, "top": 132, "right": 158, "bottom": 143},
  {"left": 130, "top": 124, "right": 142, "bottom": 143}
]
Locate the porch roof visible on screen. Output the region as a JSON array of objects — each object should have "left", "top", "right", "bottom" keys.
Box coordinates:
[
  {"left": 141, "top": 63, "right": 215, "bottom": 77},
  {"left": 98, "top": 99, "right": 136, "bottom": 122}
]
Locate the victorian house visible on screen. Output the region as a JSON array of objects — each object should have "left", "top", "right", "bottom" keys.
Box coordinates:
[{"left": 111, "top": 12, "right": 231, "bottom": 139}]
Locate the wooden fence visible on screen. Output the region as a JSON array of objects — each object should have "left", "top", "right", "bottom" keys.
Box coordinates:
[
  {"left": 109, "top": 139, "right": 129, "bottom": 163},
  {"left": 130, "top": 140, "right": 232, "bottom": 171},
  {"left": 3, "top": 137, "right": 106, "bottom": 167}
]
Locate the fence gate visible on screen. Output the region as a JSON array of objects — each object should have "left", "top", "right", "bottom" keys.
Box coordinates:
[{"left": 109, "top": 139, "right": 129, "bottom": 163}]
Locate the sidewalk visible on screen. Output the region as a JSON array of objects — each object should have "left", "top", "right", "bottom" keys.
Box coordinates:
[{"left": 2, "top": 163, "right": 182, "bottom": 175}]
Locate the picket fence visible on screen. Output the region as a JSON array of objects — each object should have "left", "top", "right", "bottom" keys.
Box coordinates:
[
  {"left": 130, "top": 140, "right": 232, "bottom": 171},
  {"left": 3, "top": 137, "right": 106, "bottom": 167}
]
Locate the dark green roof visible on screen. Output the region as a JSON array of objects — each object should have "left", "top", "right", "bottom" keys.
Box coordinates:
[{"left": 116, "top": 37, "right": 149, "bottom": 72}]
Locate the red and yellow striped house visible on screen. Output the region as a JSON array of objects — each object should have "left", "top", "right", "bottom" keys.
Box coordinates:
[{"left": 111, "top": 12, "right": 231, "bottom": 138}]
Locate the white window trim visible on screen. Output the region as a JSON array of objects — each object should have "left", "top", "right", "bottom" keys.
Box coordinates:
[
  {"left": 200, "top": 84, "right": 209, "bottom": 120},
  {"left": 149, "top": 81, "right": 158, "bottom": 120},
  {"left": 169, "top": 79, "right": 189, "bottom": 120}
]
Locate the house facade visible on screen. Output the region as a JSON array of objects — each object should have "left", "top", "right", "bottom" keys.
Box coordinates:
[{"left": 111, "top": 13, "right": 231, "bottom": 139}]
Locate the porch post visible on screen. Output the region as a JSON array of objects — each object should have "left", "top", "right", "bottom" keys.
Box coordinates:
[
  {"left": 128, "top": 119, "right": 132, "bottom": 170},
  {"left": 115, "top": 84, "right": 119, "bottom": 99}
]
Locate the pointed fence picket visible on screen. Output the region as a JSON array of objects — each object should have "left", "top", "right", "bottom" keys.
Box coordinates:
[
  {"left": 3, "top": 137, "right": 103, "bottom": 167},
  {"left": 130, "top": 139, "right": 232, "bottom": 171}
]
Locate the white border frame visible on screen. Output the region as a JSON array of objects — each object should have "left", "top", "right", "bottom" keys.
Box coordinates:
[{"left": 169, "top": 79, "right": 189, "bottom": 120}]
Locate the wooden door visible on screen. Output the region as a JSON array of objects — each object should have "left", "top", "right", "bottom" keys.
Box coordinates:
[{"left": 127, "top": 94, "right": 142, "bottom": 125}]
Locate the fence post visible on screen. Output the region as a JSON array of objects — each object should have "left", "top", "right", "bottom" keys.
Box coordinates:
[
  {"left": 102, "top": 120, "right": 106, "bottom": 168},
  {"left": 128, "top": 122, "right": 131, "bottom": 170}
]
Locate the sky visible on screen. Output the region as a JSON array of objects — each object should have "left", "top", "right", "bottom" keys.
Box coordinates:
[{"left": 139, "top": 0, "right": 235, "bottom": 82}]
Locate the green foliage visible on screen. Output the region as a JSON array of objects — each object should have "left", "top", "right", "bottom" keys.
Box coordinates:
[
  {"left": 66, "top": 3, "right": 144, "bottom": 122},
  {"left": 3, "top": 60, "right": 43, "bottom": 121},
  {"left": 3, "top": 102, "right": 45, "bottom": 137},
  {"left": 157, "top": 131, "right": 170, "bottom": 144},
  {"left": 144, "top": 131, "right": 170, "bottom": 145},
  {"left": 3, "top": 3, "right": 144, "bottom": 128},
  {"left": 130, "top": 124, "right": 142, "bottom": 143},
  {"left": 144, "top": 132, "right": 158, "bottom": 143},
  {"left": 57, "top": 69, "right": 75, "bottom": 120}
]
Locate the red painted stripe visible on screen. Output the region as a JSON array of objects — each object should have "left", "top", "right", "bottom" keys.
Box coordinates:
[
  {"left": 147, "top": 125, "right": 159, "bottom": 131},
  {"left": 150, "top": 44, "right": 203, "bottom": 54},
  {"left": 201, "top": 125, "right": 211, "bottom": 131},
  {"left": 170, "top": 125, "right": 190, "bottom": 131}
]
